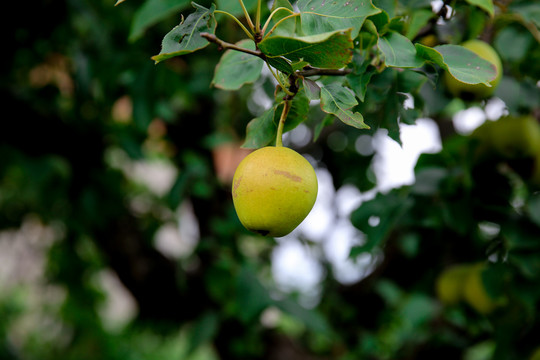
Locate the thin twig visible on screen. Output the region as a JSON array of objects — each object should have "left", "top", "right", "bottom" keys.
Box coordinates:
[
  {"left": 297, "top": 67, "right": 353, "bottom": 77},
  {"left": 200, "top": 33, "right": 265, "bottom": 59}
]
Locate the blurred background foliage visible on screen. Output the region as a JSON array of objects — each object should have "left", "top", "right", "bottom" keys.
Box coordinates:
[{"left": 1, "top": 0, "right": 540, "bottom": 359}]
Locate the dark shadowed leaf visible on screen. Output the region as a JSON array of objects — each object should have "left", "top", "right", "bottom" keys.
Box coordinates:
[
  {"left": 378, "top": 31, "right": 425, "bottom": 68},
  {"left": 129, "top": 0, "right": 191, "bottom": 41},
  {"left": 152, "top": 3, "right": 216, "bottom": 63},
  {"left": 242, "top": 105, "right": 279, "bottom": 148},
  {"left": 350, "top": 190, "right": 413, "bottom": 256}
]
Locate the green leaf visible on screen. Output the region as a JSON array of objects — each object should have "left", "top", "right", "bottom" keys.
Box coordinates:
[
  {"left": 494, "top": 27, "right": 534, "bottom": 63},
  {"left": 465, "top": 0, "right": 494, "bottom": 17},
  {"left": 266, "top": 56, "right": 295, "bottom": 74},
  {"left": 509, "top": 3, "right": 540, "bottom": 28},
  {"left": 243, "top": 92, "right": 310, "bottom": 148},
  {"left": 378, "top": 31, "right": 425, "bottom": 68},
  {"left": 372, "top": 0, "right": 396, "bottom": 18},
  {"left": 282, "top": 90, "right": 310, "bottom": 133},
  {"left": 236, "top": 264, "right": 274, "bottom": 322},
  {"left": 275, "top": 298, "right": 331, "bottom": 334},
  {"left": 526, "top": 193, "right": 540, "bottom": 227},
  {"left": 152, "top": 3, "right": 216, "bottom": 63},
  {"left": 320, "top": 83, "right": 369, "bottom": 129},
  {"left": 415, "top": 43, "right": 497, "bottom": 85},
  {"left": 211, "top": 40, "right": 264, "bottom": 90},
  {"left": 297, "top": 0, "right": 381, "bottom": 38},
  {"left": 302, "top": 78, "right": 321, "bottom": 101},
  {"left": 369, "top": 9, "right": 390, "bottom": 32},
  {"left": 129, "top": 0, "right": 191, "bottom": 41},
  {"left": 184, "top": 311, "right": 219, "bottom": 355},
  {"left": 350, "top": 190, "right": 413, "bottom": 256},
  {"left": 314, "top": 114, "right": 334, "bottom": 141},
  {"left": 268, "top": 0, "right": 297, "bottom": 36},
  {"left": 242, "top": 105, "right": 279, "bottom": 149},
  {"left": 405, "top": 8, "right": 435, "bottom": 39},
  {"left": 347, "top": 51, "right": 376, "bottom": 102},
  {"left": 258, "top": 29, "right": 354, "bottom": 70},
  {"left": 347, "top": 68, "right": 376, "bottom": 102},
  {"left": 216, "top": 0, "right": 258, "bottom": 17}
]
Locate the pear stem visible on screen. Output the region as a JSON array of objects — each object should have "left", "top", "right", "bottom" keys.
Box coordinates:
[{"left": 275, "top": 100, "right": 291, "bottom": 147}]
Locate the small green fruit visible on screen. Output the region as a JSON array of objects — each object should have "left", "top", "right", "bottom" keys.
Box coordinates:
[
  {"left": 444, "top": 39, "right": 503, "bottom": 100},
  {"left": 472, "top": 115, "right": 540, "bottom": 159},
  {"left": 435, "top": 264, "right": 473, "bottom": 305},
  {"left": 463, "top": 263, "right": 500, "bottom": 315},
  {"left": 232, "top": 146, "right": 318, "bottom": 237}
]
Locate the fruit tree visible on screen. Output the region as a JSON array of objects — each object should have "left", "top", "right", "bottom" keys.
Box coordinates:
[{"left": 2, "top": 0, "right": 540, "bottom": 359}]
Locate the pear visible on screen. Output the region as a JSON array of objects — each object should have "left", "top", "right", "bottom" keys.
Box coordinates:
[
  {"left": 232, "top": 146, "right": 318, "bottom": 237},
  {"left": 435, "top": 264, "right": 474, "bottom": 305}
]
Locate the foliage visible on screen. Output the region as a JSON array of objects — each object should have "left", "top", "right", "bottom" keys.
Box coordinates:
[{"left": 2, "top": 0, "right": 540, "bottom": 359}]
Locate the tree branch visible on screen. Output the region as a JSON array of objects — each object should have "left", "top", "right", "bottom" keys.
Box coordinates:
[{"left": 200, "top": 33, "right": 266, "bottom": 60}]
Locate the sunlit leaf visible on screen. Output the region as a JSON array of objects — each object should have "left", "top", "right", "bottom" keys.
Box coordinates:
[{"left": 297, "top": 0, "right": 381, "bottom": 38}]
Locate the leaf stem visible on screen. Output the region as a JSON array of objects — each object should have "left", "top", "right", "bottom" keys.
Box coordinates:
[
  {"left": 255, "top": 0, "right": 262, "bottom": 31},
  {"left": 263, "top": 13, "right": 300, "bottom": 39},
  {"left": 238, "top": 0, "right": 256, "bottom": 32},
  {"left": 265, "top": 62, "right": 295, "bottom": 97},
  {"left": 214, "top": 10, "right": 254, "bottom": 40},
  {"left": 261, "top": 7, "right": 296, "bottom": 36},
  {"left": 275, "top": 100, "right": 292, "bottom": 147}
]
